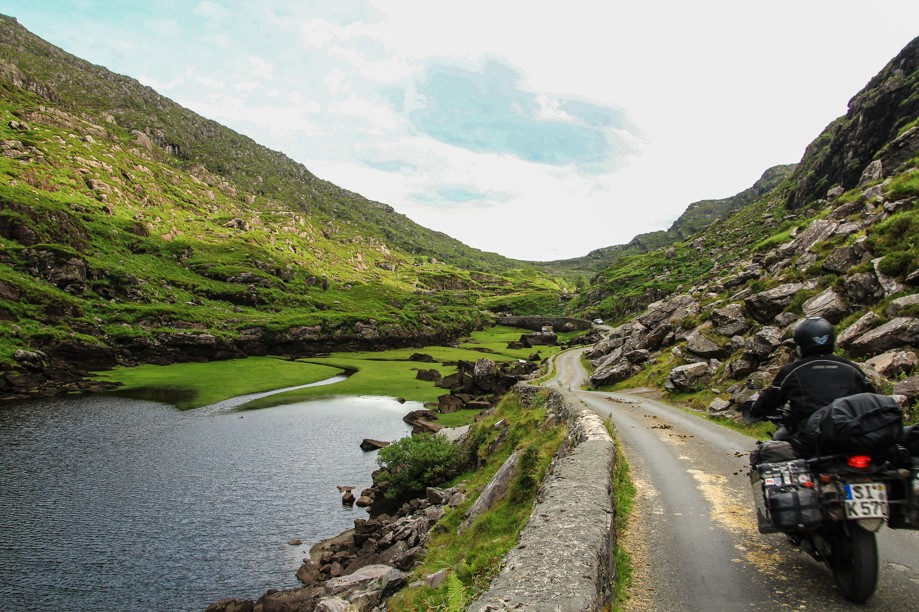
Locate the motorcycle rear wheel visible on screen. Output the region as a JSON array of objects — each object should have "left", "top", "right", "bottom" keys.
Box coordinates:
[{"left": 830, "top": 522, "right": 878, "bottom": 603}]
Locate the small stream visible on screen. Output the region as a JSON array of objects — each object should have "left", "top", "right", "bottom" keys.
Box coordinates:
[{"left": 0, "top": 385, "right": 414, "bottom": 611}]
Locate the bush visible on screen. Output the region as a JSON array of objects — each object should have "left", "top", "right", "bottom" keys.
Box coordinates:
[{"left": 376, "top": 433, "right": 463, "bottom": 499}]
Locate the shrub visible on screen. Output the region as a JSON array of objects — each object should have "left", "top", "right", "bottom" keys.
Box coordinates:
[{"left": 376, "top": 433, "right": 463, "bottom": 499}]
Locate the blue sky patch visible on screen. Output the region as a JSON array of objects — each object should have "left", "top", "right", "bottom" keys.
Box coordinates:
[
  {"left": 409, "top": 60, "right": 629, "bottom": 168},
  {"left": 411, "top": 185, "right": 497, "bottom": 207}
]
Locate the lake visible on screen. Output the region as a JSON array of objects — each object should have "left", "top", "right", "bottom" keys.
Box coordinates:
[{"left": 0, "top": 390, "right": 414, "bottom": 611}]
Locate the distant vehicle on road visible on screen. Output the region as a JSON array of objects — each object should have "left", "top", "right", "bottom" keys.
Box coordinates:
[{"left": 592, "top": 318, "right": 604, "bottom": 325}]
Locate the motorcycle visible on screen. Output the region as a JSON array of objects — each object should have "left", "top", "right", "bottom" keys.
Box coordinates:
[{"left": 745, "top": 392, "right": 919, "bottom": 603}]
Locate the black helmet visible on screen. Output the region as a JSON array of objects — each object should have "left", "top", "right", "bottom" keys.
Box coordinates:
[{"left": 793, "top": 316, "right": 835, "bottom": 356}]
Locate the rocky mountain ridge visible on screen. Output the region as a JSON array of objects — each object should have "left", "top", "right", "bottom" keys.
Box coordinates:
[
  {"left": 580, "top": 35, "right": 919, "bottom": 414},
  {"left": 537, "top": 163, "right": 796, "bottom": 280}
]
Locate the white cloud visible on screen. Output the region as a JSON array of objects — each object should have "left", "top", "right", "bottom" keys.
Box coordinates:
[
  {"left": 247, "top": 56, "right": 275, "bottom": 80},
  {"left": 9, "top": 0, "right": 919, "bottom": 260},
  {"left": 193, "top": 1, "right": 226, "bottom": 21}
]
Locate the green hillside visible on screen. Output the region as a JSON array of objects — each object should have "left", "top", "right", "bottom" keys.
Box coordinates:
[{"left": 0, "top": 14, "right": 567, "bottom": 397}]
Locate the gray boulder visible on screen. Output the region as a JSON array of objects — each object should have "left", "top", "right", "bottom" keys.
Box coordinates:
[
  {"left": 325, "top": 564, "right": 405, "bottom": 599},
  {"left": 727, "top": 357, "right": 757, "bottom": 380},
  {"left": 844, "top": 272, "right": 884, "bottom": 306},
  {"left": 589, "top": 361, "right": 640, "bottom": 387},
  {"left": 666, "top": 362, "right": 713, "bottom": 392},
  {"left": 13, "top": 349, "right": 48, "bottom": 370},
  {"left": 802, "top": 288, "right": 848, "bottom": 324},
  {"left": 48, "top": 257, "right": 88, "bottom": 290},
  {"left": 849, "top": 317, "right": 919, "bottom": 357},
  {"left": 894, "top": 376, "right": 919, "bottom": 406},
  {"left": 823, "top": 240, "right": 869, "bottom": 274},
  {"left": 685, "top": 327, "right": 728, "bottom": 359},
  {"left": 635, "top": 322, "right": 673, "bottom": 351},
  {"left": 777, "top": 219, "right": 838, "bottom": 257},
  {"left": 638, "top": 294, "right": 699, "bottom": 329},
  {"left": 624, "top": 348, "right": 651, "bottom": 364},
  {"left": 592, "top": 346, "right": 623, "bottom": 369},
  {"left": 873, "top": 257, "right": 906, "bottom": 297},
  {"left": 744, "top": 282, "right": 817, "bottom": 323},
  {"left": 838, "top": 311, "right": 881, "bottom": 348},
  {"left": 865, "top": 350, "right": 918, "bottom": 378},
  {"left": 860, "top": 159, "right": 884, "bottom": 184},
  {"left": 710, "top": 303, "right": 750, "bottom": 336},
  {"left": 473, "top": 358, "right": 499, "bottom": 391},
  {"left": 459, "top": 450, "right": 520, "bottom": 534},
  {"left": 415, "top": 368, "right": 441, "bottom": 382},
  {"left": 747, "top": 326, "right": 784, "bottom": 358},
  {"left": 707, "top": 398, "right": 733, "bottom": 416},
  {"left": 887, "top": 294, "right": 919, "bottom": 318}
]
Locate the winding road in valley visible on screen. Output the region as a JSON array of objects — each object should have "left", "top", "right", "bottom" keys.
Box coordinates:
[{"left": 547, "top": 348, "right": 919, "bottom": 611}]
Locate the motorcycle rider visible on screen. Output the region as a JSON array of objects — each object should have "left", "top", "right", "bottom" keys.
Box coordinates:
[{"left": 749, "top": 316, "right": 875, "bottom": 445}]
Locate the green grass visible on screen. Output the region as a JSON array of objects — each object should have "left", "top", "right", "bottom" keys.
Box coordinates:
[
  {"left": 94, "top": 356, "right": 343, "bottom": 409},
  {"left": 241, "top": 326, "right": 574, "bottom": 408},
  {"left": 90, "top": 326, "right": 575, "bottom": 411},
  {"left": 609, "top": 420, "right": 636, "bottom": 611}
]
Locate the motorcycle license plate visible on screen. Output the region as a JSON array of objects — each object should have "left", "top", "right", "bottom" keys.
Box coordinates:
[{"left": 844, "top": 483, "right": 888, "bottom": 519}]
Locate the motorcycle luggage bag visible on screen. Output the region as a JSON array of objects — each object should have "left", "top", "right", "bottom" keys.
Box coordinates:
[
  {"left": 888, "top": 457, "right": 919, "bottom": 530},
  {"left": 749, "top": 440, "right": 796, "bottom": 466},
  {"left": 768, "top": 485, "right": 822, "bottom": 530},
  {"left": 799, "top": 393, "right": 903, "bottom": 454},
  {"left": 751, "top": 459, "right": 818, "bottom": 532},
  {"left": 903, "top": 424, "right": 919, "bottom": 456}
]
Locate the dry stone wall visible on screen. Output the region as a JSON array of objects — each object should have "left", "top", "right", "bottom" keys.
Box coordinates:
[{"left": 470, "top": 385, "right": 617, "bottom": 611}]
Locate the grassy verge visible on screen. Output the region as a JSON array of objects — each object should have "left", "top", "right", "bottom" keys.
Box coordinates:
[
  {"left": 609, "top": 420, "right": 636, "bottom": 611},
  {"left": 385, "top": 389, "right": 567, "bottom": 610}
]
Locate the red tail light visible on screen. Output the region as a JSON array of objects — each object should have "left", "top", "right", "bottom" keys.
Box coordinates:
[{"left": 847, "top": 455, "right": 872, "bottom": 469}]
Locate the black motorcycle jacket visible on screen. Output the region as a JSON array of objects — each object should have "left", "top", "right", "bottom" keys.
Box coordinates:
[{"left": 750, "top": 353, "right": 874, "bottom": 432}]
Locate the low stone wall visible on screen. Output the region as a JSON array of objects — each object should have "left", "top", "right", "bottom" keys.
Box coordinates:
[{"left": 470, "top": 385, "right": 617, "bottom": 611}]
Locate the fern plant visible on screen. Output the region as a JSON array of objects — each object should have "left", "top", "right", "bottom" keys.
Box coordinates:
[{"left": 445, "top": 573, "right": 468, "bottom": 612}]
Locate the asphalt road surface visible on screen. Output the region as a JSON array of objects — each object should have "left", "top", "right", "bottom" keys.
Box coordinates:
[{"left": 547, "top": 348, "right": 919, "bottom": 611}]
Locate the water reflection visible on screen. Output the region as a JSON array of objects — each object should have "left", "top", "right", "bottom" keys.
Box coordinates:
[{"left": 0, "top": 392, "right": 413, "bottom": 611}]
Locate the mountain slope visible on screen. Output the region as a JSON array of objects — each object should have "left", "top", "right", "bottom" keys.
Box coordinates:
[
  {"left": 576, "top": 35, "right": 918, "bottom": 410},
  {"left": 787, "top": 35, "right": 919, "bottom": 210},
  {"left": 0, "top": 14, "right": 526, "bottom": 272},
  {"left": 0, "top": 14, "right": 566, "bottom": 398},
  {"left": 535, "top": 163, "right": 795, "bottom": 281}
]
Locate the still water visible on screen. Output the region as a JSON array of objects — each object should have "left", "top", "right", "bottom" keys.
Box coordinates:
[{"left": 0, "top": 389, "right": 414, "bottom": 611}]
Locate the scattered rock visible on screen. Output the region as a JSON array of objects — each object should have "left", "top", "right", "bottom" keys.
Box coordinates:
[
  {"left": 360, "top": 439, "right": 390, "bottom": 452},
  {"left": 849, "top": 317, "right": 919, "bottom": 357}
]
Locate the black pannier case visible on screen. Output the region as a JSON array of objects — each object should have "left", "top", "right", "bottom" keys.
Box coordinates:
[
  {"left": 768, "top": 486, "right": 822, "bottom": 530},
  {"left": 888, "top": 457, "right": 919, "bottom": 530},
  {"left": 751, "top": 459, "right": 821, "bottom": 533}
]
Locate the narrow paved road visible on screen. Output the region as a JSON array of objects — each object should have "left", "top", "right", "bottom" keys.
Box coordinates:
[{"left": 547, "top": 348, "right": 919, "bottom": 611}]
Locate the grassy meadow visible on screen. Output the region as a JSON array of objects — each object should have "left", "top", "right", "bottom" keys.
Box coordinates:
[{"left": 93, "top": 326, "right": 581, "bottom": 411}]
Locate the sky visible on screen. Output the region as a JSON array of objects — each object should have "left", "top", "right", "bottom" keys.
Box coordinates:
[{"left": 3, "top": 2, "right": 919, "bottom": 261}]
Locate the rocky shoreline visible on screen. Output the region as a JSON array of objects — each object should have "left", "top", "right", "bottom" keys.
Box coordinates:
[
  {"left": 204, "top": 350, "right": 574, "bottom": 611},
  {"left": 206, "top": 485, "right": 468, "bottom": 612}
]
